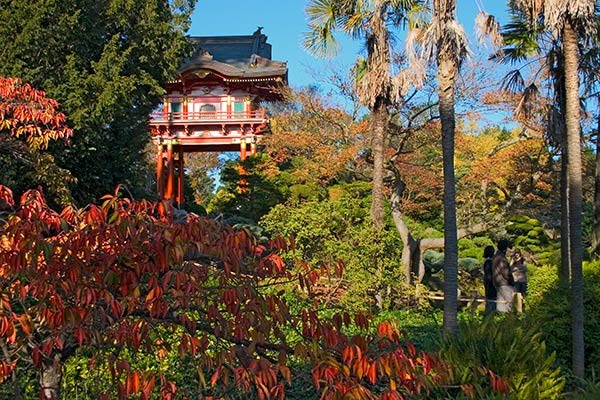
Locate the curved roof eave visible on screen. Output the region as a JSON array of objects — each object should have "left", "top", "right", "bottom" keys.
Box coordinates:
[{"left": 178, "top": 60, "right": 287, "bottom": 80}]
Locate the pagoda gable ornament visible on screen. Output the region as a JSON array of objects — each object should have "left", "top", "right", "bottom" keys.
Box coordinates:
[{"left": 198, "top": 49, "right": 214, "bottom": 60}]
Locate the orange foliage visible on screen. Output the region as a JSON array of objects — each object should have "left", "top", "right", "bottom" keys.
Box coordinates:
[
  {"left": 265, "top": 93, "right": 366, "bottom": 185},
  {"left": 0, "top": 77, "right": 72, "bottom": 151},
  {"left": 464, "top": 135, "right": 553, "bottom": 210}
]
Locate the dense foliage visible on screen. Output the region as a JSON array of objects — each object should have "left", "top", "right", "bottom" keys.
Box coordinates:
[
  {"left": 0, "top": 77, "right": 527, "bottom": 399},
  {"left": 0, "top": 183, "right": 471, "bottom": 400},
  {"left": 0, "top": 77, "right": 75, "bottom": 207},
  {"left": 526, "top": 262, "right": 600, "bottom": 375},
  {"left": 0, "top": 0, "right": 195, "bottom": 204},
  {"left": 438, "top": 315, "right": 564, "bottom": 399}
]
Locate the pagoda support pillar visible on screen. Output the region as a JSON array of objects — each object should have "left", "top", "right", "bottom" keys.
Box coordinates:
[
  {"left": 177, "top": 149, "right": 184, "bottom": 206},
  {"left": 156, "top": 142, "right": 164, "bottom": 199},
  {"left": 240, "top": 137, "right": 247, "bottom": 161},
  {"left": 163, "top": 98, "right": 169, "bottom": 120},
  {"left": 166, "top": 141, "right": 175, "bottom": 201},
  {"left": 239, "top": 138, "right": 247, "bottom": 193}
]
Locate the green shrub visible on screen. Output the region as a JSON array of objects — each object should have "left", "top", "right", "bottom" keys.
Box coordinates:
[
  {"left": 567, "top": 375, "right": 600, "bottom": 399},
  {"left": 526, "top": 261, "right": 600, "bottom": 376},
  {"left": 436, "top": 315, "right": 565, "bottom": 399},
  {"left": 260, "top": 194, "right": 408, "bottom": 312}
]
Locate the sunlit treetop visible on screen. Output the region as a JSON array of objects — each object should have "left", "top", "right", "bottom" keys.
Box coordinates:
[{"left": 0, "top": 77, "right": 72, "bottom": 152}]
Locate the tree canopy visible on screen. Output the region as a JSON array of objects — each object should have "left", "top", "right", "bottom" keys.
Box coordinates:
[{"left": 0, "top": 0, "right": 195, "bottom": 205}]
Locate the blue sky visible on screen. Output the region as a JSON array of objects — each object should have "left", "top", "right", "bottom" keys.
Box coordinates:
[{"left": 189, "top": 1, "right": 511, "bottom": 90}]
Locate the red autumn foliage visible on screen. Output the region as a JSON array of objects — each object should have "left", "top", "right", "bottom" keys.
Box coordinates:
[
  {"left": 0, "top": 184, "right": 456, "bottom": 399},
  {"left": 0, "top": 77, "right": 72, "bottom": 151}
]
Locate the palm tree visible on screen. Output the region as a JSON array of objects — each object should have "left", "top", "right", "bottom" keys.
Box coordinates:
[
  {"left": 304, "top": 0, "right": 416, "bottom": 230},
  {"left": 495, "top": 7, "right": 571, "bottom": 283},
  {"left": 508, "top": 0, "right": 595, "bottom": 378},
  {"left": 406, "top": 0, "right": 468, "bottom": 335}
]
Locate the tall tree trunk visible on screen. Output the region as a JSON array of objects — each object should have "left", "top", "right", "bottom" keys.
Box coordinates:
[
  {"left": 563, "top": 20, "right": 585, "bottom": 378},
  {"left": 561, "top": 137, "right": 571, "bottom": 283},
  {"left": 437, "top": 57, "right": 458, "bottom": 336},
  {"left": 434, "top": 0, "right": 459, "bottom": 337},
  {"left": 557, "top": 60, "right": 571, "bottom": 283},
  {"left": 591, "top": 102, "right": 600, "bottom": 256},
  {"left": 40, "top": 354, "right": 62, "bottom": 400},
  {"left": 390, "top": 196, "right": 420, "bottom": 282},
  {"left": 370, "top": 98, "right": 388, "bottom": 230}
]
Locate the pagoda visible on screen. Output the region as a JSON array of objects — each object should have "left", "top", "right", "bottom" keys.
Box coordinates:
[{"left": 149, "top": 28, "right": 288, "bottom": 205}]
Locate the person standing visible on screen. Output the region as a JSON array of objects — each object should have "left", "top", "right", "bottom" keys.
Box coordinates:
[
  {"left": 492, "top": 239, "right": 515, "bottom": 312},
  {"left": 511, "top": 248, "right": 528, "bottom": 297},
  {"left": 482, "top": 245, "right": 497, "bottom": 314}
]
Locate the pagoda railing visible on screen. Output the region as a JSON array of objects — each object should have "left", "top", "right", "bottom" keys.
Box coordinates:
[{"left": 149, "top": 110, "right": 266, "bottom": 124}]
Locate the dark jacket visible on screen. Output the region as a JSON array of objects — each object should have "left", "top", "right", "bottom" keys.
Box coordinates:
[{"left": 483, "top": 257, "right": 497, "bottom": 298}]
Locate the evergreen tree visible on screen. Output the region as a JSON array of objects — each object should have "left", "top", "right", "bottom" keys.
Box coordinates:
[{"left": 0, "top": 0, "right": 195, "bottom": 204}]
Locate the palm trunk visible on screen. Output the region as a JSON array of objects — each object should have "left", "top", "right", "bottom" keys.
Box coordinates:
[
  {"left": 438, "top": 54, "right": 458, "bottom": 336},
  {"left": 563, "top": 20, "right": 585, "bottom": 378},
  {"left": 433, "top": 0, "right": 459, "bottom": 336},
  {"left": 557, "top": 62, "right": 571, "bottom": 284},
  {"left": 40, "top": 355, "right": 62, "bottom": 400},
  {"left": 561, "top": 141, "right": 571, "bottom": 283},
  {"left": 370, "top": 98, "right": 388, "bottom": 230},
  {"left": 591, "top": 102, "right": 600, "bottom": 255}
]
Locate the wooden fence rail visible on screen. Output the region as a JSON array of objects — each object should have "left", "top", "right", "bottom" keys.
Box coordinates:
[{"left": 426, "top": 292, "right": 524, "bottom": 313}]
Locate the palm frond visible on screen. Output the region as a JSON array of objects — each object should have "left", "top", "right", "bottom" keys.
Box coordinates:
[
  {"left": 346, "top": 11, "right": 369, "bottom": 38},
  {"left": 449, "top": 20, "right": 471, "bottom": 66},
  {"left": 580, "top": 45, "right": 600, "bottom": 95},
  {"left": 509, "top": 0, "right": 545, "bottom": 25},
  {"left": 501, "top": 69, "right": 526, "bottom": 92},
  {"left": 405, "top": 26, "right": 429, "bottom": 89},
  {"left": 475, "top": 11, "right": 503, "bottom": 48},
  {"left": 544, "top": 0, "right": 596, "bottom": 36},
  {"left": 386, "top": 0, "right": 422, "bottom": 27},
  {"left": 304, "top": 0, "right": 343, "bottom": 57},
  {"left": 303, "top": 25, "right": 340, "bottom": 58},
  {"left": 546, "top": 105, "right": 564, "bottom": 148},
  {"left": 305, "top": 0, "right": 338, "bottom": 28},
  {"left": 391, "top": 70, "right": 410, "bottom": 102},
  {"left": 514, "top": 82, "right": 540, "bottom": 119},
  {"left": 500, "top": 12, "right": 544, "bottom": 61}
]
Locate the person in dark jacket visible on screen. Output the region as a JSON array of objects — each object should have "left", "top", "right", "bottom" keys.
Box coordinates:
[
  {"left": 482, "top": 245, "right": 497, "bottom": 314},
  {"left": 492, "top": 239, "right": 514, "bottom": 312}
]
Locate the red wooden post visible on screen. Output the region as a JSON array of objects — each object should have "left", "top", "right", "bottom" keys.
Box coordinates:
[
  {"left": 240, "top": 137, "right": 247, "bottom": 161},
  {"left": 166, "top": 142, "right": 174, "bottom": 201},
  {"left": 163, "top": 99, "right": 169, "bottom": 120},
  {"left": 177, "top": 149, "right": 184, "bottom": 206},
  {"left": 156, "top": 142, "right": 164, "bottom": 199},
  {"left": 239, "top": 137, "right": 247, "bottom": 193}
]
